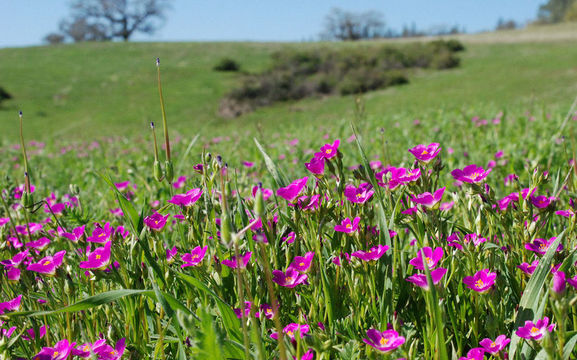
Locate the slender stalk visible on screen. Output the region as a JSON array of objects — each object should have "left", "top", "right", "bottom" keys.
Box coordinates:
[{"left": 156, "top": 58, "right": 170, "bottom": 162}]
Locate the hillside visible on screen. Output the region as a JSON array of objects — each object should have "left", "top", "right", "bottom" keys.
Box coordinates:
[{"left": 1, "top": 24, "right": 577, "bottom": 143}]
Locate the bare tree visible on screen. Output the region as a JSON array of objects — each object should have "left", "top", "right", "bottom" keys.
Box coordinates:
[
  {"left": 321, "top": 8, "right": 385, "bottom": 41},
  {"left": 59, "top": 17, "right": 110, "bottom": 42},
  {"left": 68, "top": 0, "right": 171, "bottom": 41}
]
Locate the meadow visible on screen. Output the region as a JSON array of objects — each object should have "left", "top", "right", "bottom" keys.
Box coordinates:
[{"left": 1, "top": 24, "right": 577, "bottom": 359}]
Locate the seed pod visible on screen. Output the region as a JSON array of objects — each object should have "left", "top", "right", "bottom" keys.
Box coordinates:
[
  {"left": 255, "top": 187, "right": 265, "bottom": 218},
  {"left": 220, "top": 213, "right": 232, "bottom": 245},
  {"left": 22, "top": 191, "right": 33, "bottom": 209},
  {"left": 153, "top": 160, "right": 163, "bottom": 182},
  {"left": 164, "top": 160, "right": 174, "bottom": 183}
]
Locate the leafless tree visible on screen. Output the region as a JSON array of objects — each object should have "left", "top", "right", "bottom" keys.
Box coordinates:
[{"left": 321, "top": 8, "right": 385, "bottom": 41}]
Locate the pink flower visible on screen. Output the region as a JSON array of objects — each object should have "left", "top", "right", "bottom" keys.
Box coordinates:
[
  {"left": 411, "top": 187, "right": 445, "bottom": 209},
  {"left": 344, "top": 183, "right": 374, "bottom": 204},
  {"left": 243, "top": 161, "right": 255, "bottom": 168},
  {"left": 259, "top": 303, "right": 276, "bottom": 319},
  {"left": 221, "top": 252, "right": 252, "bottom": 269},
  {"left": 33, "top": 339, "right": 76, "bottom": 360},
  {"left": 408, "top": 143, "right": 441, "bottom": 163},
  {"left": 458, "top": 348, "right": 485, "bottom": 360},
  {"left": 173, "top": 176, "right": 187, "bottom": 189},
  {"left": 0, "top": 217, "right": 10, "bottom": 227},
  {"left": 363, "top": 328, "right": 405, "bottom": 353},
  {"left": 168, "top": 188, "right": 203, "bottom": 207},
  {"left": 351, "top": 245, "right": 389, "bottom": 262},
  {"left": 252, "top": 186, "right": 273, "bottom": 201},
  {"left": 92, "top": 337, "right": 126, "bottom": 360},
  {"left": 376, "top": 167, "right": 420, "bottom": 190},
  {"left": 27, "top": 250, "right": 66, "bottom": 276},
  {"left": 464, "top": 234, "right": 487, "bottom": 247},
  {"left": 181, "top": 246, "right": 208, "bottom": 268},
  {"left": 515, "top": 317, "right": 555, "bottom": 341},
  {"left": 144, "top": 212, "right": 170, "bottom": 231},
  {"left": 87, "top": 222, "right": 113, "bottom": 243},
  {"left": 1, "top": 249, "right": 29, "bottom": 267},
  {"left": 556, "top": 209, "right": 575, "bottom": 217},
  {"left": 271, "top": 323, "right": 310, "bottom": 343},
  {"left": 463, "top": 269, "right": 497, "bottom": 293},
  {"left": 0, "top": 295, "right": 22, "bottom": 314},
  {"left": 305, "top": 156, "right": 325, "bottom": 176},
  {"left": 79, "top": 241, "right": 112, "bottom": 270},
  {"left": 234, "top": 301, "right": 252, "bottom": 319},
  {"left": 166, "top": 246, "right": 178, "bottom": 263},
  {"left": 58, "top": 225, "right": 85, "bottom": 242},
  {"left": 479, "top": 335, "right": 510, "bottom": 355},
  {"left": 405, "top": 268, "right": 447, "bottom": 290},
  {"left": 566, "top": 274, "right": 577, "bottom": 289},
  {"left": 272, "top": 268, "right": 308, "bottom": 288},
  {"left": 440, "top": 201, "right": 454, "bottom": 211},
  {"left": 334, "top": 217, "right": 360, "bottom": 233},
  {"left": 451, "top": 164, "right": 491, "bottom": 184},
  {"left": 525, "top": 237, "right": 562, "bottom": 256},
  {"left": 553, "top": 270, "right": 566, "bottom": 294},
  {"left": 26, "top": 237, "right": 51, "bottom": 250},
  {"left": 288, "top": 252, "right": 314, "bottom": 272},
  {"left": 409, "top": 247, "right": 443, "bottom": 270},
  {"left": 530, "top": 195, "right": 555, "bottom": 209},
  {"left": 276, "top": 177, "right": 309, "bottom": 202},
  {"left": 517, "top": 260, "right": 539, "bottom": 275},
  {"left": 315, "top": 139, "right": 340, "bottom": 160},
  {"left": 282, "top": 232, "right": 296, "bottom": 244}
]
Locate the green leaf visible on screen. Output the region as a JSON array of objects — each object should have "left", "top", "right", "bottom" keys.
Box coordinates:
[
  {"left": 98, "top": 171, "right": 142, "bottom": 234},
  {"left": 564, "top": 331, "right": 577, "bottom": 360},
  {"left": 508, "top": 231, "right": 565, "bottom": 359},
  {"left": 254, "top": 137, "right": 288, "bottom": 189}
]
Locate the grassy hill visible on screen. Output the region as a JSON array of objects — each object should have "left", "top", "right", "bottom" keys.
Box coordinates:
[{"left": 1, "top": 24, "right": 577, "bottom": 143}]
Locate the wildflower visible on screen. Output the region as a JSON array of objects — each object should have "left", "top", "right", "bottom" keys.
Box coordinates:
[
  {"left": 234, "top": 301, "right": 252, "bottom": 319},
  {"left": 363, "top": 328, "right": 405, "bottom": 353},
  {"left": 0, "top": 295, "right": 22, "bottom": 314},
  {"left": 517, "top": 260, "right": 539, "bottom": 275},
  {"left": 530, "top": 195, "right": 555, "bottom": 209},
  {"left": 552, "top": 271, "right": 566, "bottom": 295},
  {"left": 144, "top": 212, "right": 170, "bottom": 231},
  {"left": 515, "top": 317, "right": 555, "bottom": 341},
  {"left": 408, "top": 143, "right": 441, "bottom": 163},
  {"left": 556, "top": 209, "right": 575, "bottom": 217},
  {"left": 288, "top": 252, "right": 314, "bottom": 272},
  {"left": 451, "top": 164, "right": 491, "bottom": 184},
  {"left": 166, "top": 246, "right": 178, "bottom": 263},
  {"left": 305, "top": 156, "right": 325, "bottom": 176},
  {"left": 567, "top": 275, "right": 577, "bottom": 289},
  {"left": 351, "top": 245, "right": 389, "bottom": 262},
  {"left": 58, "top": 225, "right": 85, "bottom": 242},
  {"left": 259, "top": 303, "right": 276, "bottom": 319},
  {"left": 376, "top": 167, "right": 420, "bottom": 189},
  {"left": 27, "top": 250, "right": 66, "bottom": 276},
  {"left": 221, "top": 252, "right": 252, "bottom": 269},
  {"left": 525, "top": 237, "right": 562, "bottom": 256},
  {"left": 405, "top": 268, "right": 447, "bottom": 290},
  {"left": 252, "top": 186, "right": 273, "bottom": 201},
  {"left": 479, "top": 335, "right": 510, "bottom": 355},
  {"left": 458, "top": 348, "right": 485, "bottom": 360},
  {"left": 315, "top": 139, "right": 340, "bottom": 160},
  {"left": 464, "top": 234, "right": 487, "bottom": 247},
  {"left": 87, "top": 222, "right": 113, "bottom": 243},
  {"left": 79, "top": 241, "right": 112, "bottom": 270},
  {"left": 409, "top": 247, "right": 443, "bottom": 270},
  {"left": 33, "top": 339, "right": 76, "bottom": 360},
  {"left": 334, "top": 217, "right": 360, "bottom": 233},
  {"left": 26, "top": 237, "right": 51, "bottom": 250},
  {"left": 463, "top": 269, "right": 497, "bottom": 293},
  {"left": 411, "top": 187, "right": 445, "bottom": 209},
  {"left": 1, "top": 249, "right": 29, "bottom": 267},
  {"left": 181, "top": 246, "right": 208, "bottom": 268},
  {"left": 272, "top": 268, "right": 308, "bottom": 288},
  {"left": 173, "top": 175, "right": 186, "bottom": 189},
  {"left": 168, "top": 188, "right": 203, "bottom": 207},
  {"left": 92, "top": 338, "right": 126, "bottom": 360},
  {"left": 344, "top": 183, "right": 374, "bottom": 204},
  {"left": 282, "top": 231, "right": 296, "bottom": 244},
  {"left": 271, "top": 323, "right": 310, "bottom": 342},
  {"left": 440, "top": 201, "right": 454, "bottom": 211},
  {"left": 277, "top": 177, "right": 309, "bottom": 202}
]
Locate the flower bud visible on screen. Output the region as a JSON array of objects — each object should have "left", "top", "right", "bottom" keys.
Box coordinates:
[
  {"left": 220, "top": 213, "right": 232, "bottom": 245},
  {"left": 164, "top": 160, "right": 174, "bottom": 183},
  {"left": 154, "top": 160, "right": 163, "bottom": 182},
  {"left": 255, "top": 187, "right": 265, "bottom": 218}
]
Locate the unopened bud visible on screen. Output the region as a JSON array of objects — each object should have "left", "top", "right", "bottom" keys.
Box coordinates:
[
  {"left": 164, "top": 160, "right": 174, "bottom": 183},
  {"left": 156, "top": 58, "right": 160, "bottom": 66},
  {"left": 220, "top": 213, "right": 232, "bottom": 245},
  {"left": 154, "top": 160, "right": 163, "bottom": 181}
]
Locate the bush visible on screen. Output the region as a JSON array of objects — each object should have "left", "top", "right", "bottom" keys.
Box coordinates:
[
  {"left": 0, "top": 86, "right": 12, "bottom": 107},
  {"left": 213, "top": 58, "right": 241, "bottom": 72}
]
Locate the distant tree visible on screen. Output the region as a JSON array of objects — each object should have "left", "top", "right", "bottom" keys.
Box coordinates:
[
  {"left": 537, "top": 0, "right": 575, "bottom": 23},
  {"left": 564, "top": 1, "right": 577, "bottom": 21},
  {"left": 43, "top": 33, "right": 66, "bottom": 45},
  {"left": 321, "top": 8, "right": 386, "bottom": 41},
  {"left": 0, "top": 87, "right": 12, "bottom": 107},
  {"left": 496, "top": 18, "right": 518, "bottom": 30},
  {"left": 59, "top": 17, "right": 110, "bottom": 42}
]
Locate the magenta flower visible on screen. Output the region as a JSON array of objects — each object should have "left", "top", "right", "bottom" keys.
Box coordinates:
[
  {"left": 181, "top": 246, "right": 208, "bottom": 268},
  {"left": 166, "top": 246, "right": 178, "bottom": 263},
  {"left": 409, "top": 247, "right": 443, "bottom": 270},
  {"left": 377, "top": 167, "right": 421, "bottom": 190},
  {"left": 173, "top": 175, "right": 187, "bottom": 189},
  {"left": 26, "top": 237, "right": 51, "bottom": 250},
  {"left": 288, "top": 252, "right": 315, "bottom": 272},
  {"left": 525, "top": 237, "right": 562, "bottom": 256},
  {"left": 271, "top": 323, "right": 310, "bottom": 344},
  {"left": 272, "top": 268, "right": 308, "bottom": 288},
  {"left": 363, "top": 328, "right": 405, "bottom": 353},
  {"left": 344, "top": 183, "right": 374, "bottom": 204},
  {"left": 408, "top": 143, "right": 441, "bottom": 163},
  {"left": 79, "top": 241, "right": 112, "bottom": 270},
  {"left": 567, "top": 275, "right": 577, "bottom": 290},
  {"left": 282, "top": 231, "right": 296, "bottom": 244},
  {"left": 305, "top": 156, "right": 325, "bottom": 176},
  {"left": 87, "top": 222, "right": 113, "bottom": 243},
  {"left": 315, "top": 139, "right": 340, "bottom": 160},
  {"left": 451, "top": 164, "right": 492, "bottom": 184},
  {"left": 463, "top": 269, "right": 497, "bottom": 293},
  {"left": 515, "top": 317, "right": 555, "bottom": 341},
  {"left": 27, "top": 250, "right": 66, "bottom": 276},
  {"left": 351, "top": 245, "right": 389, "bottom": 262},
  {"left": 479, "top": 335, "right": 510, "bottom": 355},
  {"left": 556, "top": 209, "right": 575, "bottom": 217},
  {"left": 458, "top": 348, "right": 485, "bottom": 360},
  {"left": 405, "top": 268, "right": 447, "bottom": 290},
  {"left": 464, "top": 234, "right": 487, "bottom": 247},
  {"left": 33, "top": 339, "right": 76, "bottom": 360},
  {"left": 252, "top": 186, "right": 273, "bottom": 201},
  {"left": 57, "top": 225, "right": 85, "bottom": 242},
  {"left": 92, "top": 337, "right": 126, "bottom": 360},
  {"left": 1, "top": 249, "right": 29, "bottom": 267},
  {"left": 530, "top": 195, "right": 555, "bottom": 209},
  {"left": 168, "top": 188, "right": 203, "bottom": 207},
  {"left": 334, "top": 217, "right": 360, "bottom": 233},
  {"left": 518, "top": 260, "right": 539, "bottom": 275},
  {"left": 144, "top": 212, "right": 170, "bottom": 231},
  {"left": 0, "top": 295, "right": 22, "bottom": 314},
  {"left": 259, "top": 303, "right": 276, "bottom": 319},
  {"left": 221, "top": 252, "right": 252, "bottom": 269},
  {"left": 411, "top": 187, "right": 445, "bottom": 209},
  {"left": 0, "top": 217, "right": 9, "bottom": 227},
  {"left": 234, "top": 301, "right": 252, "bottom": 319},
  {"left": 552, "top": 270, "right": 566, "bottom": 294},
  {"left": 6, "top": 267, "right": 21, "bottom": 281},
  {"left": 276, "top": 177, "right": 309, "bottom": 202}
]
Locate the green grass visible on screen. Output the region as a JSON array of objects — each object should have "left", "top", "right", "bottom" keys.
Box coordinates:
[{"left": 1, "top": 25, "right": 577, "bottom": 145}]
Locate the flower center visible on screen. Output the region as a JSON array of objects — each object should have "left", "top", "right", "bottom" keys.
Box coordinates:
[
  {"left": 491, "top": 342, "right": 496, "bottom": 347},
  {"left": 43, "top": 260, "right": 51, "bottom": 266},
  {"left": 346, "top": 224, "right": 352, "bottom": 230},
  {"left": 356, "top": 193, "right": 363, "bottom": 198},
  {"left": 299, "top": 262, "right": 305, "bottom": 267},
  {"left": 425, "top": 257, "right": 433, "bottom": 267},
  {"left": 54, "top": 351, "right": 59, "bottom": 356},
  {"left": 421, "top": 150, "right": 429, "bottom": 155},
  {"left": 96, "top": 255, "right": 101, "bottom": 260},
  {"left": 325, "top": 149, "right": 332, "bottom": 154},
  {"left": 287, "top": 331, "right": 294, "bottom": 337},
  {"left": 530, "top": 326, "right": 539, "bottom": 334},
  {"left": 379, "top": 337, "right": 388, "bottom": 346},
  {"left": 285, "top": 276, "right": 293, "bottom": 283},
  {"left": 266, "top": 309, "right": 272, "bottom": 314},
  {"left": 475, "top": 279, "right": 485, "bottom": 289}
]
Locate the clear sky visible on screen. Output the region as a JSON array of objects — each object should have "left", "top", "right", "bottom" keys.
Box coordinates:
[{"left": 1, "top": 0, "right": 545, "bottom": 48}]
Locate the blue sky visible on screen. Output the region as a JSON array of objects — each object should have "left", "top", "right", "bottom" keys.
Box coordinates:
[{"left": 1, "top": 0, "right": 545, "bottom": 47}]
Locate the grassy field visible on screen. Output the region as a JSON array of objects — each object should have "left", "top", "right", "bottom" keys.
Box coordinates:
[{"left": 1, "top": 24, "right": 577, "bottom": 145}]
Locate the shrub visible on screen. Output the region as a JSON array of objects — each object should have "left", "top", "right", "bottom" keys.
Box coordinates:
[
  {"left": 213, "top": 58, "right": 241, "bottom": 72},
  {"left": 0, "top": 86, "right": 12, "bottom": 107}
]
